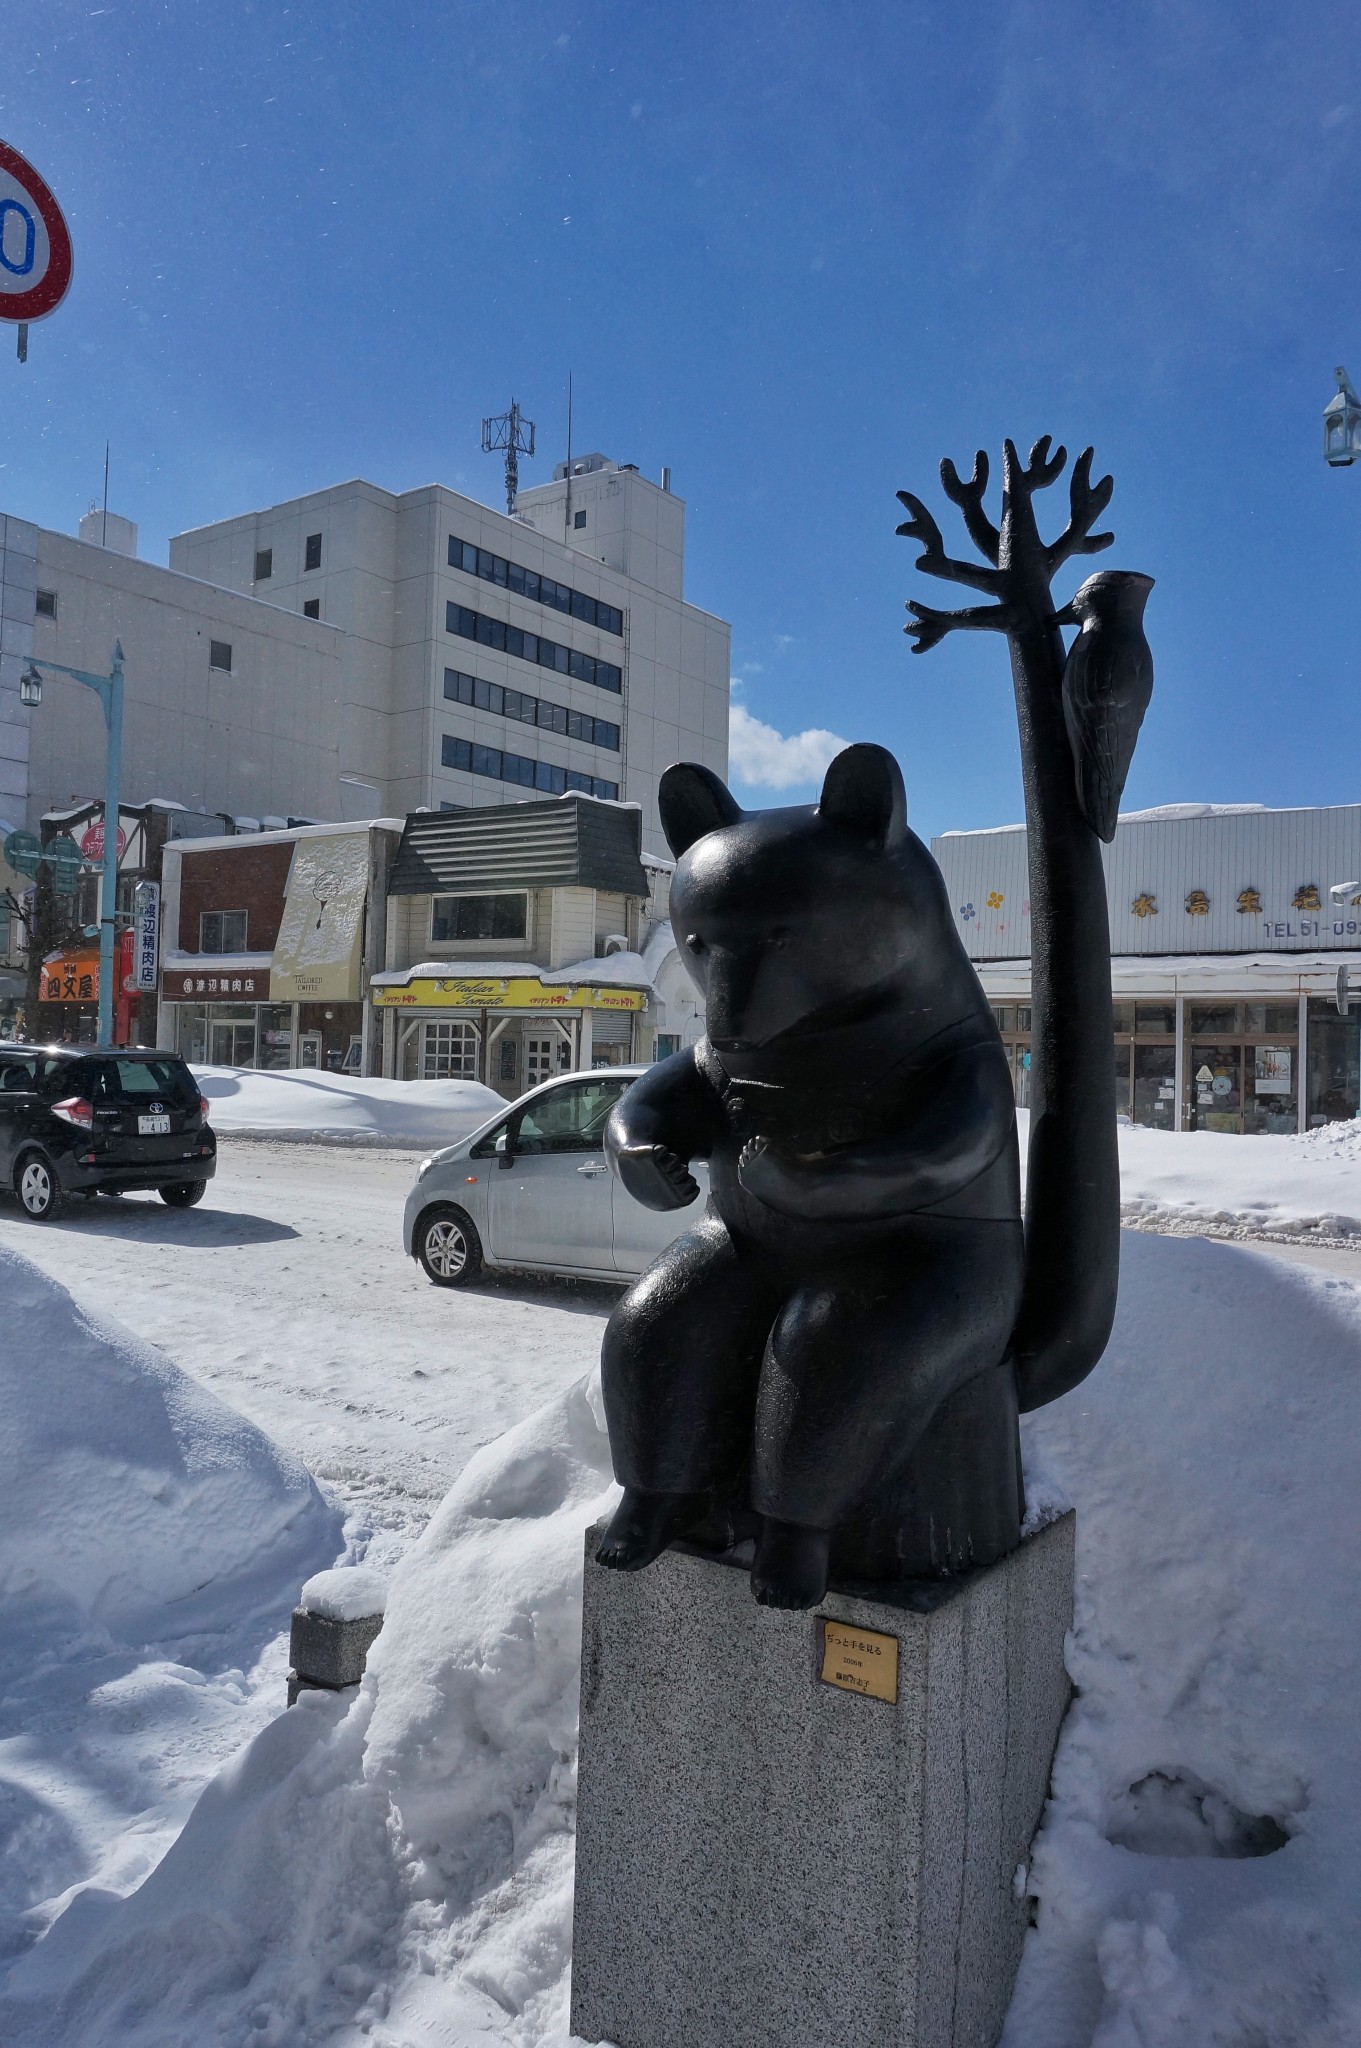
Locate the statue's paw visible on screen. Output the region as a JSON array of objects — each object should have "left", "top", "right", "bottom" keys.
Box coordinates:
[
  {"left": 749, "top": 1519, "right": 831, "bottom": 1610},
  {"left": 615, "top": 1144, "right": 698, "bottom": 1212},
  {"left": 595, "top": 1488, "right": 706, "bottom": 1572}
]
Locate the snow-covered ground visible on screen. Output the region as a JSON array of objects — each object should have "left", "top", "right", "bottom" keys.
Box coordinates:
[
  {"left": 1117, "top": 1116, "right": 1361, "bottom": 1239},
  {"left": 194, "top": 1065, "right": 504, "bottom": 1146},
  {"left": 0, "top": 1122, "right": 1358, "bottom": 2044}
]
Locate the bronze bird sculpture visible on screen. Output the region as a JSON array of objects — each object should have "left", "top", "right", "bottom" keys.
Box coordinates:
[{"left": 1055, "top": 569, "right": 1155, "bottom": 843}]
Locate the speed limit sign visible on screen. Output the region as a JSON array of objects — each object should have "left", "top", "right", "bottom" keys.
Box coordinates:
[{"left": 0, "top": 139, "right": 72, "bottom": 358}]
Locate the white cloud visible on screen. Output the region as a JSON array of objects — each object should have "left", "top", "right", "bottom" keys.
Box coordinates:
[{"left": 728, "top": 702, "right": 851, "bottom": 792}]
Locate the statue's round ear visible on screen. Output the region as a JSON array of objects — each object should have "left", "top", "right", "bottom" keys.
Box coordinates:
[
  {"left": 659, "top": 762, "right": 743, "bottom": 858},
  {"left": 818, "top": 744, "right": 908, "bottom": 849}
]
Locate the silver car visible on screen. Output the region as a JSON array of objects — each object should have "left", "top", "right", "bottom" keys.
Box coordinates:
[{"left": 403, "top": 1066, "right": 708, "bottom": 1286}]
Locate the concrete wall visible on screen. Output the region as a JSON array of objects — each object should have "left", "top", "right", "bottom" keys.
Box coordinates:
[{"left": 11, "top": 528, "right": 348, "bottom": 833}]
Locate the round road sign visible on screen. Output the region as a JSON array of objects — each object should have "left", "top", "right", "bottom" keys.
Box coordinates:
[{"left": 0, "top": 140, "right": 72, "bottom": 324}]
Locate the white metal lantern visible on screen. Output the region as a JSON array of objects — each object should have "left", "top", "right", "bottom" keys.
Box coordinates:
[{"left": 1323, "top": 365, "right": 1361, "bottom": 467}]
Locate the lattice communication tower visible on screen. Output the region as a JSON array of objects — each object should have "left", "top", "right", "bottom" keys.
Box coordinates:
[{"left": 481, "top": 398, "right": 536, "bottom": 513}]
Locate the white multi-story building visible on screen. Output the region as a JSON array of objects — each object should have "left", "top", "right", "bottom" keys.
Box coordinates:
[{"left": 0, "top": 458, "right": 730, "bottom": 858}]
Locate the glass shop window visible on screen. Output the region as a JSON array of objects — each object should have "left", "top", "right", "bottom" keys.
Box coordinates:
[
  {"left": 200, "top": 909, "right": 249, "bottom": 954},
  {"left": 1135, "top": 1004, "right": 1177, "bottom": 1035},
  {"left": 430, "top": 893, "right": 527, "bottom": 942},
  {"left": 1306, "top": 999, "right": 1361, "bottom": 1127},
  {"left": 1132, "top": 1043, "right": 1175, "bottom": 1128},
  {"left": 1244, "top": 1043, "right": 1297, "bottom": 1136},
  {"left": 1189, "top": 1004, "right": 1238, "bottom": 1036},
  {"left": 1243, "top": 1003, "right": 1299, "bottom": 1035}
]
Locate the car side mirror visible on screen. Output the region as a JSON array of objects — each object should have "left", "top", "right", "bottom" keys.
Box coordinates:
[{"left": 496, "top": 1131, "right": 514, "bottom": 1168}]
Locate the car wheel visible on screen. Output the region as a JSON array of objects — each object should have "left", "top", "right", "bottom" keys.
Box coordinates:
[
  {"left": 16, "top": 1154, "right": 64, "bottom": 1221},
  {"left": 160, "top": 1181, "right": 207, "bottom": 1209},
  {"left": 417, "top": 1206, "right": 483, "bottom": 1287}
]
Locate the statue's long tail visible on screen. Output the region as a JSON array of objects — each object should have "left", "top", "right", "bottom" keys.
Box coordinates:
[{"left": 1005, "top": 616, "right": 1120, "bottom": 1413}]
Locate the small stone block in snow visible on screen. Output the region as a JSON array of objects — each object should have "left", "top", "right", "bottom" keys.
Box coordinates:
[
  {"left": 572, "top": 1511, "right": 1075, "bottom": 2048},
  {"left": 298, "top": 1565, "right": 389, "bottom": 1621},
  {"left": 289, "top": 1604, "right": 384, "bottom": 1692}
]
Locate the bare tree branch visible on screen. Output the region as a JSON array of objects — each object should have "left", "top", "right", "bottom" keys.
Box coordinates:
[
  {"left": 904, "top": 598, "right": 1012, "bottom": 653},
  {"left": 894, "top": 492, "right": 1004, "bottom": 596},
  {"left": 1045, "top": 444, "right": 1115, "bottom": 572},
  {"left": 939, "top": 452, "right": 999, "bottom": 564}
]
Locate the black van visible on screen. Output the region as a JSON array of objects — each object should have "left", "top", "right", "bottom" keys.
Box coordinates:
[{"left": 0, "top": 1046, "right": 217, "bottom": 1219}]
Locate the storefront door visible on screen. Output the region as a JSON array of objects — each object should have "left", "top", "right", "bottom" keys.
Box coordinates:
[
  {"left": 1186, "top": 1005, "right": 1299, "bottom": 1135},
  {"left": 525, "top": 1031, "right": 572, "bottom": 1085},
  {"left": 209, "top": 1018, "right": 256, "bottom": 1067}
]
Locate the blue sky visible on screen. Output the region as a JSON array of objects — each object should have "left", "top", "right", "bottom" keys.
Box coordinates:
[{"left": 3, "top": 0, "right": 1360, "bottom": 843}]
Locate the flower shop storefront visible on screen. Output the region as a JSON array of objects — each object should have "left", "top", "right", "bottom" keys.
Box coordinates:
[{"left": 372, "top": 970, "right": 648, "bottom": 1096}]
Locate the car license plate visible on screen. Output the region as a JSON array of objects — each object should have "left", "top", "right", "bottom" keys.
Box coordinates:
[{"left": 138, "top": 1113, "right": 171, "bottom": 1135}]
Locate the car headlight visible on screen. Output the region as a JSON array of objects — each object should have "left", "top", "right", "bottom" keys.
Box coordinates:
[{"left": 417, "top": 1156, "right": 435, "bottom": 1181}]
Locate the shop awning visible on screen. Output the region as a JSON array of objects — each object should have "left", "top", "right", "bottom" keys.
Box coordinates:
[{"left": 371, "top": 970, "right": 646, "bottom": 1013}]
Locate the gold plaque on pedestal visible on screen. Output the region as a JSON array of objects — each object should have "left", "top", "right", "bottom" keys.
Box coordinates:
[{"left": 819, "top": 1619, "right": 899, "bottom": 1704}]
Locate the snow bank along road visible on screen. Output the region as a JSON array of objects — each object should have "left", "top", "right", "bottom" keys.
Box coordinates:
[{"left": 0, "top": 1137, "right": 612, "bottom": 1560}]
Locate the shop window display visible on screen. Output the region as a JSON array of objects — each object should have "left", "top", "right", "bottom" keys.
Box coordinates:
[{"left": 1306, "top": 999, "right": 1361, "bottom": 1127}]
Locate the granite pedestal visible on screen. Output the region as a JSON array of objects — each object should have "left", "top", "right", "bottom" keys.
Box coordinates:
[{"left": 571, "top": 1512, "right": 1074, "bottom": 2048}]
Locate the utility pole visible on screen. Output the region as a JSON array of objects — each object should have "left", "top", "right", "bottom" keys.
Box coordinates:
[{"left": 19, "top": 644, "right": 126, "bottom": 1046}]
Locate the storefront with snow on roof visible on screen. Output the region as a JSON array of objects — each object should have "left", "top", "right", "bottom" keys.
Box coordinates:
[
  {"left": 932, "top": 803, "right": 1361, "bottom": 1135},
  {"left": 375, "top": 796, "right": 697, "bottom": 1093}
]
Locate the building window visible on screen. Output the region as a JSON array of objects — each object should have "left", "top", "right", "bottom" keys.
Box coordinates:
[
  {"left": 35, "top": 589, "right": 56, "bottom": 618},
  {"left": 254, "top": 549, "right": 273, "bottom": 582},
  {"left": 304, "top": 533, "right": 322, "bottom": 571},
  {"left": 442, "top": 668, "right": 619, "bottom": 749},
  {"left": 430, "top": 893, "right": 527, "bottom": 942},
  {"left": 440, "top": 732, "right": 618, "bottom": 800},
  {"left": 209, "top": 639, "right": 233, "bottom": 673},
  {"left": 445, "top": 603, "right": 622, "bottom": 694},
  {"left": 446, "top": 535, "right": 623, "bottom": 634},
  {"left": 200, "top": 909, "right": 249, "bottom": 954},
  {"left": 421, "top": 1020, "right": 479, "bottom": 1079},
  {"left": 654, "top": 1034, "right": 680, "bottom": 1061},
  {"left": 303, "top": 598, "right": 320, "bottom": 619},
  {"left": 574, "top": 509, "right": 587, "bottom": 529}
]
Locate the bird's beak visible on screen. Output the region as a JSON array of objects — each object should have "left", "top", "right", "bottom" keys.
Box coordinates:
[{"left": 1050, "top": 602, "right": 1078, "bottom": 630}]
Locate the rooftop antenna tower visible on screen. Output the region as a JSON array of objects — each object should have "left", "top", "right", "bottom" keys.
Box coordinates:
[{"left": 481, "top": 397, "right": 536, "bottom": 514}]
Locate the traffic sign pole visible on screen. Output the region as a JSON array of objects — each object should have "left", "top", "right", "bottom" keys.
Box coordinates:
[{"left": 0, "top": 139, "right": 74, "bottom": 358}]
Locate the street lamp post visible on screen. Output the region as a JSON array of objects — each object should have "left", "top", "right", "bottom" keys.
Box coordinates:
[{"left": 19, "top": 642, "right": 125, "bottom": 1047}]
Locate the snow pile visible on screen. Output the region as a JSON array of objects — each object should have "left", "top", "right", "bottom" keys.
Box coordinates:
[
  {"left": 1117, "top": 1117, "right": 1361, "bottom": 1238},
  {"left": 195, "top": 1065, "right": 505, "bottom": 1147},
  {"left": 0, "top": 1373, "right": 617, "bottom": 2046},
  {"left": 0, "top": 1242, "right": 341, "bottom": 1966},
  {"left": 5, "top": 1233, "right": 1361, "bottom": 2044},
  {"left": 1007, "top": 1232, "right": 1361, "bottom": 2045},
  {"left": 0, "top": 1244, "right": 336, "bottom": 1649}
]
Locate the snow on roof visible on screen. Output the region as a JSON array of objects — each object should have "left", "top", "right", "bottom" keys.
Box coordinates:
[
  {"left": 937, "top": 800, "right": 1359, "bottom": 838},
  {"left": 164, "top": 949, "right": 275, "bottom": 974},
  {"left": 371, "top": 960, "right": 540, "bottom": 985}
]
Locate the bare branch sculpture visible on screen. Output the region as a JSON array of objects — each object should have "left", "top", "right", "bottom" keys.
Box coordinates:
[
  {"left": 940, "top": 450, "right": 1000, "bottom": 564},
  {"left": 896, "top": 433, "right": 1154, "bottom": 1416}
]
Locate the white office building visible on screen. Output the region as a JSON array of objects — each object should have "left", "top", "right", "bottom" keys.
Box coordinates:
[{"left": 0, "top": 458, "right": 730, "bottom": 859}]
